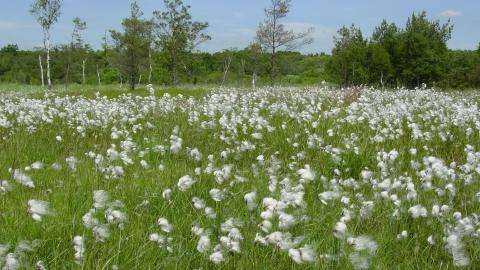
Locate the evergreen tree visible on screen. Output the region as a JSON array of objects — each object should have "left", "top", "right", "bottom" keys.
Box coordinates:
[{"left": 110, "top": 2, "right": 152, "bottom": 90}]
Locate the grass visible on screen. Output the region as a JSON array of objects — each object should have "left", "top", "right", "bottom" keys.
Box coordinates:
[
  {"left": 0, "top": 83, "right": 209, "bottom": 98},
  {"left": 0, "top": 86, "right": 479, "bottom": 269}
]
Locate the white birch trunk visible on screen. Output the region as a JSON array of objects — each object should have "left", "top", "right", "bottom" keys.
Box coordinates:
[
  {"left": 96, "top": 64, "right": 101, "bottom": 85},
  {"left": 82, "top": 58, "right": 87, "bottom": 84},
  {"left": 148, "top": 49, "right": 153, "bottom": 84},
  {"left": 46, "top": 30, "right": 52, "bottom": 90},
  {"left": 38, "top": 55, "right": 45, "bottom": 87}
]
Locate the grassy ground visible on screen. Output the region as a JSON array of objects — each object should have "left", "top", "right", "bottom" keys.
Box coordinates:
[
  {"left": 0, "top": 86, "right": 479, "bottom": 269},
  {"left": 0, "top": 83, "right": 209, "bottom": 98}
]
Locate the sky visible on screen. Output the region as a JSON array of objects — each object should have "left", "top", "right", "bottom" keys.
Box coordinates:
[{"left": 0, "top": 0, "right": 479, "bottom": 54}]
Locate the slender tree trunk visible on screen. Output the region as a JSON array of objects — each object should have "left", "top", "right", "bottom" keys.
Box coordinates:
[
  {"left": 38, "top": 55, "right": 45, "bottom": 87},
  {"left": 271, "top": 47, "right": 276, "bottom": 86},
  {"left": 380, "top": 71, "right": 384, "bottom": 89},
  {"left": 271, "top": 4, "right": 277, "bottom": 86},
  {"left": 44, "top": 30, "right": 52, "bottom": 90},
  {"left": 96, "top": 64, "right": 101, "bottom": 85},
  {"left": 252, "top": 73, "right": 257, "bottom": 89},
  {"left": 82, "top": 58, "right": 87, "bottom": 84},
  {"left": 352, "top": 63, "right": 355, "bottom": 86},
  {"left": 181, "top": 62, "right": 193, "bottom": 84},
  {"left": 138, "top": 74, "right": 142, "bottom": 85},
  {"left": 221, "top": 55, "right": 232, "bottom": 86},
  {"left": 172, "top": 61, "right": 177, "bottom": 87},
  {"left": 65, "top": 64, "right": 70, "bottom": 87},
  {"left": 148, "top": 48, "right": 153, "bottom": 84}
]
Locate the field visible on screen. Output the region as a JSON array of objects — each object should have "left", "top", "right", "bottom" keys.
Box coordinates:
[{"left": 1, "top": 86, "right": 480, "bottom": 269}]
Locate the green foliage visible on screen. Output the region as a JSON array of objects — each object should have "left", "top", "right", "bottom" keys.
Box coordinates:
[
  {"left": 153, "top": 0, "right": 210, "bottom": 86},
  {"left": 0, "top": 43, "right": 331, "bottom": 87},
  {"left": 327, "top": 12, "right": 468, "bottom": 89},
  {"left": 398, "top": 12, "right": 453, "bottom": 87},
  {"left": 1, "top": 9, "right": 477, "bottom": 89},
  {"left": 327, "top": 24, "right": 368, "bottom": 85},
  {"left": 110, "top": 2, "right": 152, "bottom": 90}
]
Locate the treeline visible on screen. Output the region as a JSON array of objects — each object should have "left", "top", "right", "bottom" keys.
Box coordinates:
[
  {"left": 327, "top": 12, "right": 480, "bottom": 88},
  {"left": 0, "top": 44, "right": 330, "bottom": 87}
]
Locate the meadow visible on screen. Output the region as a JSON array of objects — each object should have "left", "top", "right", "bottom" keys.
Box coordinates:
[{"left": 0, "top": 85, "right": 479, "bottom": 269}]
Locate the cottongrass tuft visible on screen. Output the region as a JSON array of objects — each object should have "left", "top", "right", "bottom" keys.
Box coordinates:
[
  {"left": 73, "top": 236, "right": 85, "bottom": 265},
  {"left": 177, "top": 175, "right": 195, "bottom": 192},
  {"left": 27, "top": 200, "right": 51, "bottom": 222}
]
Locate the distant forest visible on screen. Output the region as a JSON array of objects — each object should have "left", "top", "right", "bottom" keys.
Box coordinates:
[
  {"left": 1, "top": 0, "right": 479, "bottom": 89},
  {"left": 0, "top": 45, "right": 331, "bottom": 87}
]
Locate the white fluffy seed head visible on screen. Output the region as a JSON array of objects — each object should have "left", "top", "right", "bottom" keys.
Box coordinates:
[
  {"left": 158, "top": 217, "right": 172, "bottom": 233},
  {"left": 333, "top": 221, "right": 347, "bottom": 239}
]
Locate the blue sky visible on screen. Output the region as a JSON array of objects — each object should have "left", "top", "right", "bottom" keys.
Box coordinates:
[{"left": 1, "top": 0, "right": 479, "bottom": 53}]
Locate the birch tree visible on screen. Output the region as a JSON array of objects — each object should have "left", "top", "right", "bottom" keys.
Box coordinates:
[
  {"left": 30, "top": 0, "right": 62, "bottom": 90},
  {"left": 256, "top": 0, "right": 313, "bottom": 85}
]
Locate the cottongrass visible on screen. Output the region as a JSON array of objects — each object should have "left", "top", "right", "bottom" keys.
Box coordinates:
[
  {"left": 1, "top": 86, "right": 480, "bottom": 268},
  {"left": 27, "top": 200, "right": 51, "bottom": 222},
  {"left": 73, "top": 236, "right": 85, "bottom": 264}
]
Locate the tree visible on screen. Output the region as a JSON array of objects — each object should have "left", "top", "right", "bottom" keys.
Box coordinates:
[
  {"left": 256, "top": 0, "right": 313, "bottom": 85},
  {"left": 65, "top": 17, "right": 88, "bottom": 85},
  {"left": 153, "top": 0, "right": 210, "bottom": 86},
  {"left": 327, "top": 25, "right": 367, "bottom": 86},
  {"left": 30, "top": 0, "right": 62, "bottom": 90},
  {"left": 110, "top": 2, "right": 152, "bottom": 90},
  {"left": 398, "top": 12, "right": 453, "bottom": 87},
  {"left": 371, "top": 20, "right": 400, "bottom": 86},
  {"left": 366, "top": 43, "right": 391, "bottom": 88}
]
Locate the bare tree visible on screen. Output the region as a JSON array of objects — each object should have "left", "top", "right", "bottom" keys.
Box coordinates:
[
  {"left": 30, "top": 0, "right": 62, "bottom": 90},
  {"left": 66, "top": 17, "right": 87, "bottom": 85},
  {"left": 221, "top": 50, "right": 233, "bottom": 86},
  {"left": 256, "top": 0, "right": 313, "bottom": 85}
]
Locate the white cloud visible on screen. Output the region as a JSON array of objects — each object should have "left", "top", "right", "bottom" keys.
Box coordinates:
[{"left": 439, "top": 10, "right": 462, "bottom": 17}]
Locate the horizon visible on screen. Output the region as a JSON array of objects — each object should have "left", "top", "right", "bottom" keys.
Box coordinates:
[{"left": 0, "top": 0, "right": 479, "bottom": 53}]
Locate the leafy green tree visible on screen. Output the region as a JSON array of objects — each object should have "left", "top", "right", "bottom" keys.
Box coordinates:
[
  {"left": 442, "top": 50, "right": 479, "bottom": 88},
  {"left": 0, "top": 45, "right": 18, "bottom": 82},
  {"left": 153, "top": 0, "right": 210, "bottom": 86},
  {"left": 110, "top": 2, "right": 152, "bottom": 90},
  {"left": 327, "top": 25, "right": 368, "bottom": 86},
  {"left": 366, "top": 43, "right": 391, "bottom": 88},
  {"left": 398, "top": 12, "right": 453, "bottom": 87},
  {"left": 371, "top": 20, "right": 400, "bottom": 86}
]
